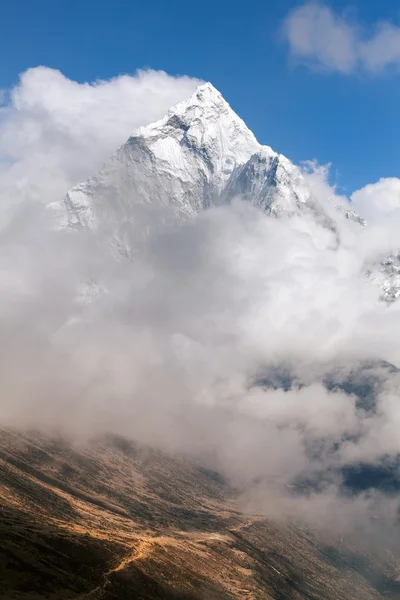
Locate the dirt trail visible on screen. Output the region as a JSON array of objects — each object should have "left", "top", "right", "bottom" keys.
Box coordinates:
[
  {"left": 81, "top": 535, "right": 185, "bottom": 598},
  {"left": 107, "top": 536, "right": 168, "bottom": 574}
]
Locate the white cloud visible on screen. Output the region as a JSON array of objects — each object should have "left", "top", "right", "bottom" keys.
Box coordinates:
[
  {"left": 361, "top": 22, "right": 400, "bottom": 72},
  {"left": 352, "top": 177, "right": 400, "bottom": 220},
  {"left": 3, "top": 66, "right": 400, "bottom": 532},
  {"left": 0, "top": 66, "right": 201, "bottom": 225},
  {"left": 283, "top": 2, "right": 400, "bottom": 74}
]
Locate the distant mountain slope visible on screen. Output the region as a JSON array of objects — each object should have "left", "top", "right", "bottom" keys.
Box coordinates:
[{"left": 1, "top": 429, "right": 399, "bottom": 600}]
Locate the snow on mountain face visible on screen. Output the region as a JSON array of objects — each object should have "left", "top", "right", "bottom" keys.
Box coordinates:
[
  {"left": 49, "top": 82, "right": 397, "bottom": 301},
  {"left": 136, "top": 82, "right": 260, "bottom": 183},
  {"left": 223, "top": 149, "right": 309, "bottom": 213},
  {"left": 50, "top": 83, "right": 260, "bottom": 233},
  {"left": 50, "top": 83, "right": 332, "bottom": 249},
  {"left": 221, "top": 148, "right": 337, "bottom": 233},
  {"left": 368, "top": 253, "right": 400, "bottom": 303}
]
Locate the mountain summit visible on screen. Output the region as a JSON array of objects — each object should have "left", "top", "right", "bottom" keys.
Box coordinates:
[
  {"left": 50, "top": 83, "right": 329, "bottom": 250},
  {"left": 136, "top": 81, "right": 260, "bottom": 170},
  {"left": 48, "top": 83, "right": 400, "bottom": 300}
]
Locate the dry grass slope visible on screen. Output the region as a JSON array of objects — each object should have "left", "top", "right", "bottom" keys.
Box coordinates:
[{"left": 1, "top": 428, "right": 400, "bottom": 599}]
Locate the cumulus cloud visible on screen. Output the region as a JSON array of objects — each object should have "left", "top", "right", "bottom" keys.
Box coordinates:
[
  {"left": 1, "top": 189, "right": 400, "bottom": 524},
  {"left": 0, "top": 66, "right": 201, "bottom": 225},
  {"left": 3, "top": 66, "right": 400, "bottom": 534},
  {"left": 352, "top": 177, "right": 400, "bottom": 221},
  {"left": 283, "top": 2, "right": 400, "bottom": 74},
  {"left": 349, "top": 178, "right": 400, "bottom": 268}
]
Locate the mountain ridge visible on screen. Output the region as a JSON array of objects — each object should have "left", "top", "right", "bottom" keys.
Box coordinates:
[
  {"left": 48, "top": 82, "right": 399, "bottom": 301},
  {"left": 49, "top": 82, "right": 327, "bottom": 239}
]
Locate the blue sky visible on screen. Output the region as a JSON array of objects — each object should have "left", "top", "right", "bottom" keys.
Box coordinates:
[{"left": 1, "top": 0, "right": 400, "bottom": 193}]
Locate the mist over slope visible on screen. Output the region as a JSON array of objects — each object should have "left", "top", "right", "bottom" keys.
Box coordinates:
[
  {"left": 2, "top": 429, "right": 400, "bottom": 600},
  {"left": 2, "top": 69, "right": 400, "bottom": 535}
]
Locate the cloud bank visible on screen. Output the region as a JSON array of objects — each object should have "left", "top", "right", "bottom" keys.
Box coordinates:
[
  {"left": 0, "top": 67, "right": 201, "bottom": 226},
  {"left": 2, "top": 67, "right": 400, "bottom": 534},
  {"left": 283, "top": 2, "right": 400, "bottom": 74}
]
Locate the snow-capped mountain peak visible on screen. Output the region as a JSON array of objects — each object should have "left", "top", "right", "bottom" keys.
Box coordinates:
[
  {"left": 47, "top": 83, "right": 400, "bottom": 300},
  {"left": 135, "top": 81, "right": 261, "bottom": 171},
  {"left": 49, "top": 82, "right": 338, "bottom": 257},
  {"left": 50, "top": 82, "right": 269, "bottom": 235}
]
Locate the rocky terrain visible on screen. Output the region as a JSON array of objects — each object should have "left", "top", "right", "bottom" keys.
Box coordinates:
[{"left": 1, "top": 428, "right": 400, "bottom": 599}]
